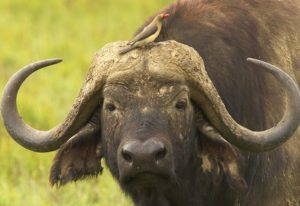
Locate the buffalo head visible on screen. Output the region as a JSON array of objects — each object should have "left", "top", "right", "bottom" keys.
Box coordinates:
[{"left": 2, "top": 41, "right": 300, "bottom": 201}]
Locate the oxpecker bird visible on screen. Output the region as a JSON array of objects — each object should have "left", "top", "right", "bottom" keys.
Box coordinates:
[{"left": 119, "top": 13, "right": 170, "bottom": 54}]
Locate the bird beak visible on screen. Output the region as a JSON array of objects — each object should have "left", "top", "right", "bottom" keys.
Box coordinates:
[{"left": 163, "top": 13, "right": 170, "bottom": 19}]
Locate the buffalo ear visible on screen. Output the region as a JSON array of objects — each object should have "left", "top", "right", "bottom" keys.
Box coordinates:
[
  {"left": 195, "top": 110, "right": 248, "bottom": 189},
  {"left": 50, "top": 122, "right": 103, "bottom": 186}
]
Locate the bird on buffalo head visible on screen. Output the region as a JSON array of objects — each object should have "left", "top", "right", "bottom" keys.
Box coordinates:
[{"left": 119, "top": 13, "right": 170, "bottom": 54}]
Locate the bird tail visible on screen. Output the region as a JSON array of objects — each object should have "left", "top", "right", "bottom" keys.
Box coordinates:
[{"left": 118, "top": 45, "right": 137, "bottom": 55}]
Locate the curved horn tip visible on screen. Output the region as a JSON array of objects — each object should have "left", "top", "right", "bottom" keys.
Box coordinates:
[
  {"left": 246, "top": 57, "right": 256, "bottom": 62},
  {"left": 27, "top": 58, "right": 63, "bottom": 69},
  {"left": 246, "top": 58, "right": 266, "bottom": 66},
  {"left": 52, "top": 58, "right": 63, "bottom": 63},
  {"left": 44, "top": 58, "right": 63, "bottom": 65},
  {"left": 246, "top": 58, "right": 275, "bottom": 71}
]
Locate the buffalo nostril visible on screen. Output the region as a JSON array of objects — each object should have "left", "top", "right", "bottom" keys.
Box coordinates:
[
  {"left": 121, "top": 149, "right": 133, "bottom": 163},
  {"left": 155, "top": 146, "right": 167, "bottom": 162}
]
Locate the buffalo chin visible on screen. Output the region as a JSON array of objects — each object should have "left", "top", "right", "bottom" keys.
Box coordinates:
[{"left": 120, "top": 171, "right": 179, "bottom": 205}]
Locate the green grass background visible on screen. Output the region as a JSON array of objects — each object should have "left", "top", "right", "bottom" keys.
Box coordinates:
[{"left": 0, "top": 0, "right": 172, "bottom": 205}]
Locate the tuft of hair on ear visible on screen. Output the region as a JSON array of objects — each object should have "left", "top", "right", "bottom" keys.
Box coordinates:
[
  {"left": 195, "top": 108, "right": 248, "bottom": 189},
  {"left": 49, "top": 129, "right": 103, "bottom": 186},
  {"left": 197, "top": 135, "right": 248, "bottom": 189}
]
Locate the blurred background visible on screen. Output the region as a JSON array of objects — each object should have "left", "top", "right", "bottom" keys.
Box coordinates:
[{"left": 0, "top": 0, "right": 172, "bottom": 205}]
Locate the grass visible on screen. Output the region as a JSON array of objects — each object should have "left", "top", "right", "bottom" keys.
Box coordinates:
[{"left": 0, "top": 0, "right": 172, "bottom": 205}]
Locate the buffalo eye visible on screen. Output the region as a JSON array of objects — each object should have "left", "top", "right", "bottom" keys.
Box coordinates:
[
  {"left": 105, "top": 103, "right": 116, "bottom": 112},
  {"left": 175, "top": 99, "right": 187, "bottom": 110}
]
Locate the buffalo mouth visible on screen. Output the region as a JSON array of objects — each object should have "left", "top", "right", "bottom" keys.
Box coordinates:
[{"left": 120, "top": 171, "right": 175, "bottom": 187}]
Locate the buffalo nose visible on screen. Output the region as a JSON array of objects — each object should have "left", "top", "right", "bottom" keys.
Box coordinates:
[{"left": 121, "top": 139, "right": 167, "bottom": 164}]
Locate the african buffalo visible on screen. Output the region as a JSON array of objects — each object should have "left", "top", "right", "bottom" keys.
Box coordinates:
[{"left": 2, "top": 0, "right": 300, "bottom": 206}]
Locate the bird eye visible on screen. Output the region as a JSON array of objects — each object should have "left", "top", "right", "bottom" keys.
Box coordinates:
[
  {"left": 105, "top": 103, "right": 116, "bottom": 112},
  {"left": 175, "top": 100, "right": 187, "bottom": 110}
]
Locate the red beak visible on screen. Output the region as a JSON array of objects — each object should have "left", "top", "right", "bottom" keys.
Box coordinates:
[{"left": 163, "top": 13, "right": 170, "bottom": 19}]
